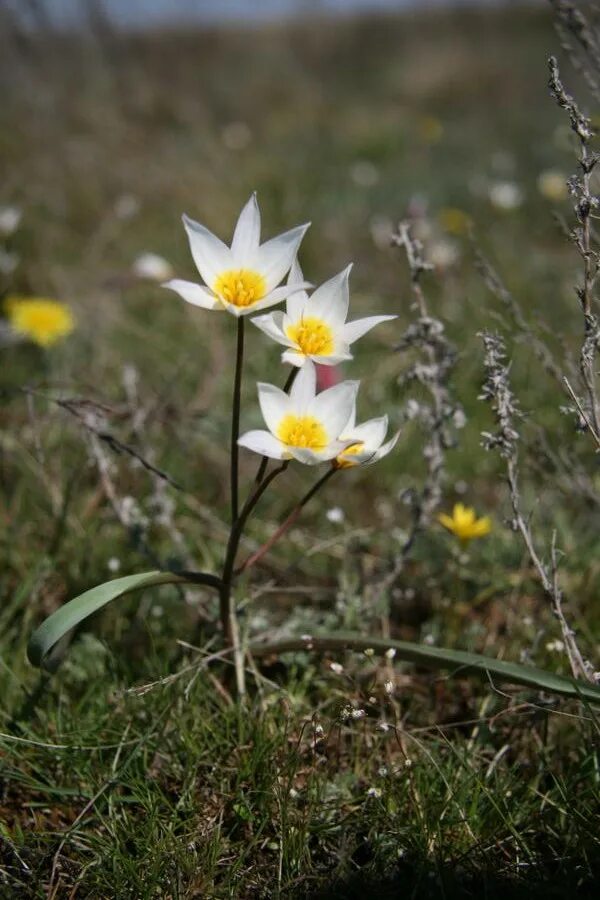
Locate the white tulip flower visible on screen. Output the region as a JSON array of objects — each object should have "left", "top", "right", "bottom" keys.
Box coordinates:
[
  {"left": 335, "top": 410, "right": 400, "bottom": 468},
  {"left": 164, "top": 194, "right": 310, "bottom": 317},
  {"left": 238, "top": 360, "right": 359, "bottom": 465},
  {"left": 251, "top": 261, "right": 396, "bottom": 366}
]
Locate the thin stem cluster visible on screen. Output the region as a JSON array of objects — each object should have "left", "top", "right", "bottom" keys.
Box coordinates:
[
  {"left": 381, "top": 221, "right": 464, "bottom": 590},
  {"left": 479, "top": 330, "right": 593, "bottom": 682}
]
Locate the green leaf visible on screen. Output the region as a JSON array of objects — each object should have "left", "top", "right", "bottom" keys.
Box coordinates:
[
  {"left": 250, "top": 633, "right": 600, "bottom": 704},
  {"left": 27, "top": 571, "right": 199, "bottom": 669}
]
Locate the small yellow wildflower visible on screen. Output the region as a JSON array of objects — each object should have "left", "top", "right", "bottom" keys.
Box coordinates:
[
  {"left": 438, "top": 207, "right": 472, "bottom": 236},
  {"left": 438, "top": 503, "right": 492, "bottom": 543},
  {"left": 6, "top": 296, "right": 74, "bottom": 347}
]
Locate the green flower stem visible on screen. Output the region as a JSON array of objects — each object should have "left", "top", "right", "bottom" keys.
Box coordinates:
[
  {"left": 219, "top": 462, "right": 289, "bottom": 644},
  {"left": 236, "top": 466, "right": 337, "bottom": 575},
  {"left": 230, "top": 316, "right": 245, "bottom": 523}
]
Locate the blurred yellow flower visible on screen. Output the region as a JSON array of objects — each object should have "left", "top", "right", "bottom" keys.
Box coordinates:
[
  {"left": 438, "top": 207, "right": 471, "bottom": 236},
  {"left": 6, "top": 296, "right": 74, "bottom": 347},
  {"left": 438, "top": 503, "right": 491, "bottom": 543},
  {"left": 537, "top": 169, "right": 568, "bottom": 202}
]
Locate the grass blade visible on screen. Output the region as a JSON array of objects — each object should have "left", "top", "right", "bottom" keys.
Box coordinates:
[
  {"left": 27, "top": 571, "right": 203, "bottom": 669},
  {"left": 250, "top": 632, "right": 600, "bottom": 704}
]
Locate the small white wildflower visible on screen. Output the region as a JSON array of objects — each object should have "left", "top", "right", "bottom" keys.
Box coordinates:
[
  {"left": 384, "top": 680, "right": 393, "bottom": 695},
  {"left": 404, "top": 757, "right": 413, "bottom": 768},
  {"left": 364, "top": 648, "right": 375, "bottom": 657},
  {"left": 107, "top": 557, "right": 121, "bottom": 573},
  {"left": 376, "top": 722, "right": 390, "bottom": 732},
  {"left": 289, "top": 787, "right": 299, "bottom": 799},
  {"left": 489, "top": 181, "right": 523, "bottom": 211},
  {"left": 423, "top": 634, "right": 435, "bottom": 646},
  {"left": 133, "top": 252, "right": 173, "bottom": 282},
  {"left": 545, "top": 639, "right": 565, "bottom": 653},
  {"left": 384, "top": 648, "right": 396, "bottom": 660},
  {"left": 301, "top": 634, "right": 313, "bottom": 642},
  {"left": 0, "top": 205, "right": 22, "bottom": 236},
  {"left": 351, "top": 708, "right": 366, "bottom": 720},
  {"left": 329, "top": 661, "right": 344, "bottom": 675},
  {"left": 428, "top": 238, "right": 460, "bottom": 270},
  {"left": 326, "top": 506, "right": 345, "bottom": 524},
  {"left": 369, "top": 696, "right": 377, "bottom": 704},
  {"left": 314, "top": 723, "right": 324, "bottom": 736},
  {"left": 378, "top": 765, "right": 388, "bottom": 776},
  {"left": 367, "top": 786, "right": 381, "bottom": 798}
]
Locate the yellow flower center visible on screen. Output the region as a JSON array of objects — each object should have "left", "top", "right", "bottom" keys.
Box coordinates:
[
  {"left": 277, "top": 414, "right": 328, "bottom": 449},
  {"left": 285, "top": 317, "right": 335, "bottom": 357},
  {"left": 336, "top": 441, "right": 364, "bottom": 468},
  {"left": 6, "top": 297, "right": 74, "bottom": 347},
  {"left": 213, "top": 269, "right": 266, "bottom": 308}
]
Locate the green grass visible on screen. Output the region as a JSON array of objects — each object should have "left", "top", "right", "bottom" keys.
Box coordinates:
[{"left": 2, "top": 4, "right": 600, "bottom": 897}]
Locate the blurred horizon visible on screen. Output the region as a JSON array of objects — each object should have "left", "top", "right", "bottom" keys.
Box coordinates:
[{"left": 9, "top": 0, "right": 539, "bottom": 30}]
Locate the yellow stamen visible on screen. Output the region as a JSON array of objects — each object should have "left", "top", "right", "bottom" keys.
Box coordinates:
[
  {"left": 213, "top": 269, "right": 266, "bottom": 308},
  {"left": 6, "top": 296, "right": 74, "bottom": 347},
  {"left": 336, "top": 441, "right": 364, "bottom": 468},
  {"left": 277, "top": 414, "right": 328, "bottom": 449},
  {"left": 285, "top": 317, "right": 335, "bottom": 357}
]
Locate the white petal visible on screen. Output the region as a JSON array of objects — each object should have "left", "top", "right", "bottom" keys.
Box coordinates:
[
  {"left": 288, "top": 257, "right": 304, "bottom": 285},
  {"left": 343, "top": 314, "right": 397, "bottom": 345},
  {"left": 289, "top": 446, "right": 335, "bottom": 465},
  {"left": 163, "top": 279, "right": 220, "bottom": 310},
  {"left": 309, "top": 380, "right": 359, "bottom": 441},
  {"left": 238, "top": 429, "right": 287, "bottom": 459},
  {"left": 231, "top": 194, "right": 261, "bottom": 265},
  {"left": 281, "top": 348, "right": 307, "bottom": 367},
  {"left": 255, "top": 223, "right": 310, "bottom": 291},
  {"left": 251, "top": 311, "right": 294, "bottom": 346},
  {"left": 365, "top": 430, "right": 401, "bottom": 466},
  {"left": 257, "top": 382, "right": 291, "bottom": 434},
  {"left": 289, "top": 359, "right": 317, "bottom": 412},
  {"left": 309, "top": 345, "right": 353, "bottom": 365},
  {"left": 307, "top": 265, "right": 352, "bottom": 325},
  {"left": 343, "top": 406, "right": 357, "bottom": 433},
  {"left": 341, "top": 415, "right": 389, "bottom": 449},
  {"left": 286, "top": 258, "right": 309, "bottom": 319},
  {"left": 182, "top": 214, "right": 233, "bottom": 287}
]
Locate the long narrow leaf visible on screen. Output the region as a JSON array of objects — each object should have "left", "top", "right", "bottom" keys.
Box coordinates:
[
  {"left": 27, "top": 571, "right": 205, "bottom": 668},
  {"left": 250, "top": 632, "right": 600, "bottom": 704}
]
